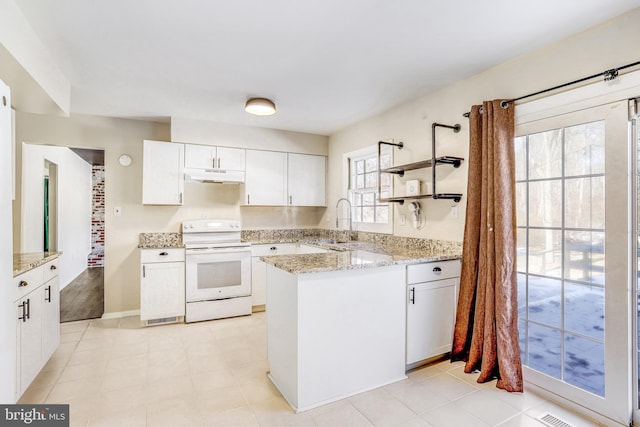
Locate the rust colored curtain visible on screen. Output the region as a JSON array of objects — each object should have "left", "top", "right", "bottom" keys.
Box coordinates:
[{"left": 451, "top": 100, "right": 523, "bottom": 392}]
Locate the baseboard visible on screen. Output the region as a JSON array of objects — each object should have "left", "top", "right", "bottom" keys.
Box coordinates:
[{"left": 101, "top": 309, "right": 140, "bottom": 320}]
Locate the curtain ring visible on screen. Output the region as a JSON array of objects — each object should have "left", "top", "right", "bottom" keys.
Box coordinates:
[
  {"left": 500, "top": 100, "right": 510, "bottom": 109},
  {"left": 478, "top": 106, "right": 484, "bottom": 114}
]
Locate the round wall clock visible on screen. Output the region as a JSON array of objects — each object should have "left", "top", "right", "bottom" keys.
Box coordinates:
[{"left": 118, "top": 154, "right": 132, "bottom": 167}]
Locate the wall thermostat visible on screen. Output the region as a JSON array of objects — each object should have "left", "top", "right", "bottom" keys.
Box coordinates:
[{"left": 406, "top": 180, "right": 420, "bottom": 196}]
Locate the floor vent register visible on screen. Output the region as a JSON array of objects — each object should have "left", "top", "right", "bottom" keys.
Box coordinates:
[{"left": 538, "top": 412, "right": 574, "bottom": 427}]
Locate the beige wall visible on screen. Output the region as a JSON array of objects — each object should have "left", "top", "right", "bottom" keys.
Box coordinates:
[
  {"left": 325, "top": 8, "right": 640, "bottom": 242},
  {"left": 12, "top": 112, "right": 328, "bottom": 315}
]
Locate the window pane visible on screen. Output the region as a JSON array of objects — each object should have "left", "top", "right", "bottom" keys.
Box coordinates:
[
  {"left": 564, "top": 334, "right": 604, "bottom": 396},
  {"left": 515, "top": 136, "right": 527, "bottom": 181},
  {"left": 565, "top": 121, "right": 605, "bottom": 176},
  {"left": 517, "top": 273, "right": 527, "bottom": 319},
  {"left": 365, "top": 157, "right": 377, "bottom": 173},
  {"left": 519, "top": 320, "right": 527, "bottom": 364},
  {"left": 353, "top": 206, "right": 362, "bottom": 222},
  {"left": 565, "top": 176, "right": 605, "bottom": 229},
  {"left": 529, "top": 180, "right": 562, "bottom": 227},
  {"left": 517, "top": 228, "right": 526, "bottom": 273},
  {"left": 528, "top": 129, "right": 562, "bottom": 179},
  {"left": 362, "top": 207, "right": 374, "bottom": 222},
  {"left": 355, "top": 160, "right": 365, "bottom": 174},
  {"left": 380, "top": 173, "right": 390, "bottom": 187},
  {"left": 528, "top": 276, "right": 561, "bottom": 328},
  {"left": 528, "top": 323, "right": 561, "bottom": 379},
  {"left": 363, "top": 193, "right": 375, "bottom": 206},
  {"left": 528, "top": 229, "right": 562, "bottom": 277},
  {"left": 353, "top": 192, "right": 362, "bottom": 207},
  {"left": 516, "top": 182, "right": 526, "bottom": 227},
  {"left": 356, "top": 175, "right": 364, "bottom": 189},
  {"left": 365, "top": 172, "right": 377, "bottom": 189},
  {"left": 564, "top": 231, "right": 604, "bottom": 285},
  {"left": 564, "top": 282, "right": 604, "bottom": 340}
]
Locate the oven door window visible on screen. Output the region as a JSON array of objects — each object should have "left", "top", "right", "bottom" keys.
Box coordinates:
[{"left": 197, "top": 260, "right": 242, "bottom": 289}]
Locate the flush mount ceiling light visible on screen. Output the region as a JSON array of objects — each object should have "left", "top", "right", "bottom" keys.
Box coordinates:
[{"left": 245, "top": 97, "right": 276, "bottom": 116}]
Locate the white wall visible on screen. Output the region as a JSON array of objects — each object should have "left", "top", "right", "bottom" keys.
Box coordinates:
[
  {"left": 21, "top": 143, "right": 92, "bottom": 289},
  {"left": 325, "top": 8, "right": 640, "bottom": 242}
]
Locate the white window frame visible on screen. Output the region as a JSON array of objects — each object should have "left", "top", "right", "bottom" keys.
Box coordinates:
[{"left": 342, "top": 145, "right": 393, "bottom": 234}]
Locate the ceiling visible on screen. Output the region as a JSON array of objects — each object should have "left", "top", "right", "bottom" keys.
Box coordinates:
[{"left": 14, "top": 1, "right": 640, "bottom": 136}]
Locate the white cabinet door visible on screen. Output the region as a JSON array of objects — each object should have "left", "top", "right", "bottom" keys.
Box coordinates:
[
  {"left": 16, "top": 291, "right": 42, "bottom": 396},
  {"left": 41, "top": 276, "right": 60, "bottom": 363},
  {"left": 184, "top": 143, "right": 216, "bottom": 169},
  {"left": 142, "top": 140, "right": 184, "bottom": 205},
  {"left": 217, "top": 146, "right": 245, "bottom": 171},
  {"left": 243, "top": 150, "right": 287, "bottom": 205},
  {"left": 287, "top": 153, "right": 326, "bottom": 206},
  {"left": 140, "top": 261, "right": 185, "bottom": 321},
  {"left": 406, "top": 278, "right": 458, "bottom": 364}
]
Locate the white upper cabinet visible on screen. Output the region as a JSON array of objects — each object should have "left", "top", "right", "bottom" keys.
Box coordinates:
[
  {"left": 242, "top": 150, "right": 287, "bottom": 206},
  {"left": 184, "top": 144, "right": 245, "bottom": 171},
  {"left": 142, "top": 140, "right": 184, "bottom": 205},
  {"left": 242, "top": 150, "right": 327, "bottom": 207},
  {"left": 287, "top": 153, "right": 326, "bottom": 207}
]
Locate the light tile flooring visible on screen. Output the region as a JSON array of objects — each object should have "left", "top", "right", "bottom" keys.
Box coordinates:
[{"left": 19, "top": 313, "right": 602, "bottom": 427}]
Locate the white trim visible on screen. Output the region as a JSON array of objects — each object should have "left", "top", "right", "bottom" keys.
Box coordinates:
[
  {"left": 101, "top": 309, "right": 140, "bottom": 320},
  {"left": 516, "top": 68, "right": 640, "bottom": 125}
]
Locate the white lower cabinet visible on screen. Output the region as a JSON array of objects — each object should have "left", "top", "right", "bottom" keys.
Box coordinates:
[
  {"left": 406, "top": 260, "right": 461, "bottom": 365},
  {"left": 251, "top": 243, "right": 328, "bottom": 308},
  {"left": 13, "top": 258, "right": 60, "bottom": 401},
  {"left": 140, "top": 248, "right": 185, "bottom": 323}
]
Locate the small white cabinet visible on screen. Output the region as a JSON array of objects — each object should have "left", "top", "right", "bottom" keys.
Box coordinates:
[
  {"left": 140, "top": 248, "right": 185, "bottom": 323},
  {"left": 251, "top": 243, "right": 328, "bottom": 308},
  {"left": 184, "top": 143, "right": 245, "bottom": 171},
  {"left": 142, "top": 140, "right": 185, "bottom": 205},
  {"left": 13, "top": 258, "right": 60, "bottom": 401},
  {"left": 242, "top": 150, "right": 288, "bottom": 206},
  {"left": 287, "top": 153, "right": 326, "bottom": 206},
  {"left": 406, "top": 259, "right": 460, "bottom": 365}
]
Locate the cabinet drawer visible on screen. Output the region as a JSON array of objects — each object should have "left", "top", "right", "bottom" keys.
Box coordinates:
[
  {"left": 251, "top": 243, "right": 297, "bottom": 257},
  {"left": 14, "top": 267, "right": 44, "bottom": 302},
  {"left": 140, "top": 248, "right": 185, "bottom": 263},
  {"left": 407, "top": 259, "right": 461, "bottom": 284},
  {"left": 43, "top": 259, "right": 59, "bottom": 283}
]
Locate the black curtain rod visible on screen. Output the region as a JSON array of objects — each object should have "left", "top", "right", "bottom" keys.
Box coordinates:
[{"left": 462, "top": 59, "right": 640, "bottom": 118}]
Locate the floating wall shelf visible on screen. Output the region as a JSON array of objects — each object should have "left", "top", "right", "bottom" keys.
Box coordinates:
[{"left": 377, "top": 123, "right": 464, "bottom": 205}]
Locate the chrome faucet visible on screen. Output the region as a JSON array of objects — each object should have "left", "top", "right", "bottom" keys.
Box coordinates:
[{"left": 335, "top": 197, "right": 352, "bottom": 234}]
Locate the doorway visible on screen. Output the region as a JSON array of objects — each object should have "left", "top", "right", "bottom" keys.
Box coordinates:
[
  {"left": 59, "top": 147, "right": 105, "bottom": 323},
  {"left": 516, "top": 101, "right": 631, "bottom": 425}
]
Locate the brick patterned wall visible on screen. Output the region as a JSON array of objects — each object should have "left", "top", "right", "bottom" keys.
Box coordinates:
[{"left": 88, "top": 165, "right": 105, "bottom": 267}]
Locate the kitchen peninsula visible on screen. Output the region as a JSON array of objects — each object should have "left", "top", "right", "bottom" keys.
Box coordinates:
[{"left": 262, "top": 240, "right": 461, "bottom": 412}]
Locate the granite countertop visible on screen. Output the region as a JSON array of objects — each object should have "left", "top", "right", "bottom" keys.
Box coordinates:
[
  {"left": 261, "top": 242, "right": 461, "bottom": 274},
  {"left": 14, "top": 252, "right": 62, "bottom": 277},
  {"left": 138, "top": 232, "right": 185, "bottom": 249}
]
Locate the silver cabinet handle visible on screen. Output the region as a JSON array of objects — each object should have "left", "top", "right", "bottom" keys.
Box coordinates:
[
  {"left": 159, "top": 252, "right": 169, "bottom": 256},
  {"left": 247, "top": 195, "right": 250, "bottom": 205},
  {"left": 433, "top": 266, "right": 442, "bottom": 273},
  {"left": 218, "top": 158, "right": 221, "bottom": 168},
  {"left": 50, "top": 265, "right": 57, "bottom": 270},
  {"left": 18, "top": 301, "right": 27, "bottom": 322},
  {"left": 179, "top": 193, "right": 183, "bottom": 204},
  {"left": 45, "top": 285, "right": 52, "bottom": 302},
  {"left": 18, "top": 280, "right": 28, "bottom": 287},
  {"left": 410, "top": 287, "right": 415, "bottom": 304},
  {"left": 289, "top": 195, "right": 292, "bottom": 205},
  {"left": 270, "top": 246, "right": 277, "bottom": 251},
  {"left": 143, "top": 265, "right": 146, "bottom": 278}
]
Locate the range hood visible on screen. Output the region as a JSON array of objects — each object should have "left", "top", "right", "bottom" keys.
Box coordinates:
[{"left": 184, "top": 168, "right": 245, "bottom": 184}]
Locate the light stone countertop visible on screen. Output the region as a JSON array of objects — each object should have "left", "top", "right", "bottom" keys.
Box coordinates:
[
  {"left": 138, "top": 232, "right": 184, "bottom": 249},
  {"left": 261, "top": 242, "right": 461, "bottom": 274},
  {"left": 14, "top": 252, "right": 62, "bottom": 277}
]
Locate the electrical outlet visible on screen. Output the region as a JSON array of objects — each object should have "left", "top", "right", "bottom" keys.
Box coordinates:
[{"left": 114, "top": 207, "right": 122, "bottom": 217}]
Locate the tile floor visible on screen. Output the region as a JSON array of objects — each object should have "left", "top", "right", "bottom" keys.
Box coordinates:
[{"left": 19, "top": 313, "right": 603, "bottom": 427}]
